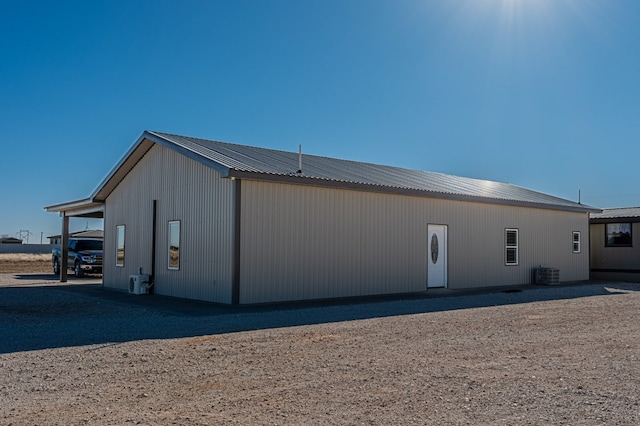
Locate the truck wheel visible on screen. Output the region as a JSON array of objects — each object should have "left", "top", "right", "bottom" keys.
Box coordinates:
[
  {"left": 53, "top": 257, "right": 60, "bottom": 275},
  {"left": 75, "top": 261, "right": 84, "bottom": 278}
]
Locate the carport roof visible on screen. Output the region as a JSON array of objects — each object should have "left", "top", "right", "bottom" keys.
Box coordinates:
[
  {"left": 44, "top": 198, "right": 104, "bottom": 218},
  {"left": 85, "top": 130, "right": 599, "bottom": 213}
]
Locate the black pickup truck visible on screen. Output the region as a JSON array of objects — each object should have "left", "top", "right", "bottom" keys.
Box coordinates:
[{"left": 52, "top": 238, "right": 103, "bottom": 277}]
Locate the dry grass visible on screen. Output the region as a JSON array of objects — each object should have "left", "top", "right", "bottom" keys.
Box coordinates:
[
  {"left": 0, "top": 253, "right": 50, "bottom": 262},
  {"left": 0, "top": 253, "right": 51, "bottom": 274}
]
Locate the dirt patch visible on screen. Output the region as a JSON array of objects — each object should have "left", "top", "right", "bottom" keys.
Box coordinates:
[{"left": 1, "top": 281, "right": 639, "bottom": 424}]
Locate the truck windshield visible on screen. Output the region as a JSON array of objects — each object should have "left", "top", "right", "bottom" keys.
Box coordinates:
[{"left": 75, "top": 240, "right": 103, "bottom": 251}]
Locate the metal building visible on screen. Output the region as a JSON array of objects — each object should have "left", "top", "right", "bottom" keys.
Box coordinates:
[
  {"left": 47, "top": 131, "right": 599, "bottom": 304},
  {"left": 590, "top": 207, "right": 640, "bottom": 283}
]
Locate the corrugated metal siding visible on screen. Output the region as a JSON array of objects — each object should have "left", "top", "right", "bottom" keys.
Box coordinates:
[
  {"left": 103, "top": 144, "right": 235, "bottom": 303},
  {"left": 239, "top": 180, "right": 590, "bottom": 304}
]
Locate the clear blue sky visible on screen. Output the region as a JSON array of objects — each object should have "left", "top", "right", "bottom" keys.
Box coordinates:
[{"left": 1, "top": 0, "right": 639, "bottom": 242}]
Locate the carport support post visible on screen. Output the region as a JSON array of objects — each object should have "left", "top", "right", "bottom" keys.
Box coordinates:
[{"left": 60, "top": 213, "right": 69, "bottom": 282}]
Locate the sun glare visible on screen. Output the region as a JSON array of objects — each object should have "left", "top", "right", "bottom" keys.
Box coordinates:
[{"left": 440, "top": 0, "right": 594, "bottom": 74}]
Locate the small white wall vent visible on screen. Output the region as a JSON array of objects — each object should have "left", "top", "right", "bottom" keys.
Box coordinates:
[{"left": 129, "top": 274, "right": 151, "bottom": 295}]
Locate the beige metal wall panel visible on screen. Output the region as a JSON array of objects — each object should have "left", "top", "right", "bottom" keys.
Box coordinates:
[
  {"left": 239, "top": 182, "right": 424, "bottom": 303},
  {"left": 590, "top": 223, "right": 640, "bottom": 271},
  {"left": 239, "top": 181, "right": 590, "bottom": 304},
  {"left": 444, "top": 207, "right": 589, "bottom": 288},
  {"left": 103, "top": 144, "right": 235, "bottom": 303}
]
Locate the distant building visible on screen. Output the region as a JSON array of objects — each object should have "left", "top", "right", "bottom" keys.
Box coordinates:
[
  {"left": 48, "top": 230, "right": 104, "bottom": 245},
  {"left": 0, "top": 237, "right": 23, "bottom": 244}
]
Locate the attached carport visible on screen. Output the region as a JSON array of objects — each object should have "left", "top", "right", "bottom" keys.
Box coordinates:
[{"left": 44, "top": 198, "right": 104, "bottom": 282}]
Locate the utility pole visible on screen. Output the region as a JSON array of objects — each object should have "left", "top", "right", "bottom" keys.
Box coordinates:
[{"left": 16, "top": 230, "right": 32, "bottom": 244}]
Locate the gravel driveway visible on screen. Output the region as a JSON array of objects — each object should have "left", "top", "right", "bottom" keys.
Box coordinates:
[{"left": 1, "top": 274, "right": 639, "bottom": 425}]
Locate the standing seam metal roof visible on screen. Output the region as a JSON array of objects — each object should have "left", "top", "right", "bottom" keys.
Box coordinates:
[{"left": 147, "top": 131, "right": 597, "bottom": 212}]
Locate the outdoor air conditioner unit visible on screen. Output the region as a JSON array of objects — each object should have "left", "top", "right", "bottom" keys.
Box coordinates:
[{"left": 129, "top": 274, "right": 151, "bottom": 295}]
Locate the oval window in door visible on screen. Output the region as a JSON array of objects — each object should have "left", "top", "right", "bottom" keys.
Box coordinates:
[{"left": 431, "top": 233, "right": 439, "bottom": 264}]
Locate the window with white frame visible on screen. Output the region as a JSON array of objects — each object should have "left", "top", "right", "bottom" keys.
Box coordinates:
[
  {"left": 505, "top": 228, "right": 518, "bottom": 265},
  {"left": 116, "top": 225, "right": 125, "bottom": 267},
  {"left": 572, "top": 231, "right": 581, "bottom": 253},
  {"left": 168, "top": 220, "right": 180, "bottom": 270}
]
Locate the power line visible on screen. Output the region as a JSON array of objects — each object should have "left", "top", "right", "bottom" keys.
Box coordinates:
[{"left": 16, "top": 230, "right": 33, "bottom": 244}]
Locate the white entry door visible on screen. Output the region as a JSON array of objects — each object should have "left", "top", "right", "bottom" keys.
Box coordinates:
[{"left": 427, "top": 224, "right": 447, "bottom": 288}]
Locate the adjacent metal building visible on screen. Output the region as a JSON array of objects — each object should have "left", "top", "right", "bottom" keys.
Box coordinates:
[
  {"left": 0, "top": 237, "right": 22, "bottom": 244},
  {"left": 47, "top": 131, "right": 599, "bottom": 304},
  {"left": 590, "top": 207, "right": 640, "bottom": 283}
]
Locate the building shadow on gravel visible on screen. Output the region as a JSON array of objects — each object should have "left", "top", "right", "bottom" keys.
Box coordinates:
[
  {"left": 0, "top": 282, "right": 637, "bottom": 354},
  {"left": 12, "top": 273, "right": 102, "bottom": 281},
  {"left": 12, "top": 274, "right": 61, "bottom": 281}
]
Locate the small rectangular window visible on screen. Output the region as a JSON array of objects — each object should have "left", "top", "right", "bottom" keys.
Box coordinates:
[
  {"left": 505, "top": 228, "right": 518, "bottom": 266},
  {"left": 116, "top": 225, "right": 125, "bottom": 267},
  {"left": 605, "top": 223, "right": 632, "bottom": 247},
  {"left": 168, "top": 220, "right": 181, "bottom": 270},
  {"left": 572, "top": 232, "right": 581, "bottom": 253}
]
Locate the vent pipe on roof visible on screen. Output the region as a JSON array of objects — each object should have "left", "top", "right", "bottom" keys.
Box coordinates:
[{"left": 297, "top": 144, "right": 303, "bottom": 174}]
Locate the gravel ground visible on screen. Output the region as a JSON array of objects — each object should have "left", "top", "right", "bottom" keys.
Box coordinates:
[{"left": 1, "top": 273, "right": 639, "bottom": 425}]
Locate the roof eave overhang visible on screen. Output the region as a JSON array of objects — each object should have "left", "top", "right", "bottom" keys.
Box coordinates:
[
  {"left": 144, "top": 131, "right": 233, "bottom": 177},
  {"left": 228, "top": 170, "right": 601, "bottom": 214},
  {"left": 44, "top": 198, "right": 105, "bottom": 218},
  {"left": 90, "top": 130, "right": 233, "bottom": 202},
  {"left": 590, "top": 217, "right": 640, "bottom": 224}
]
